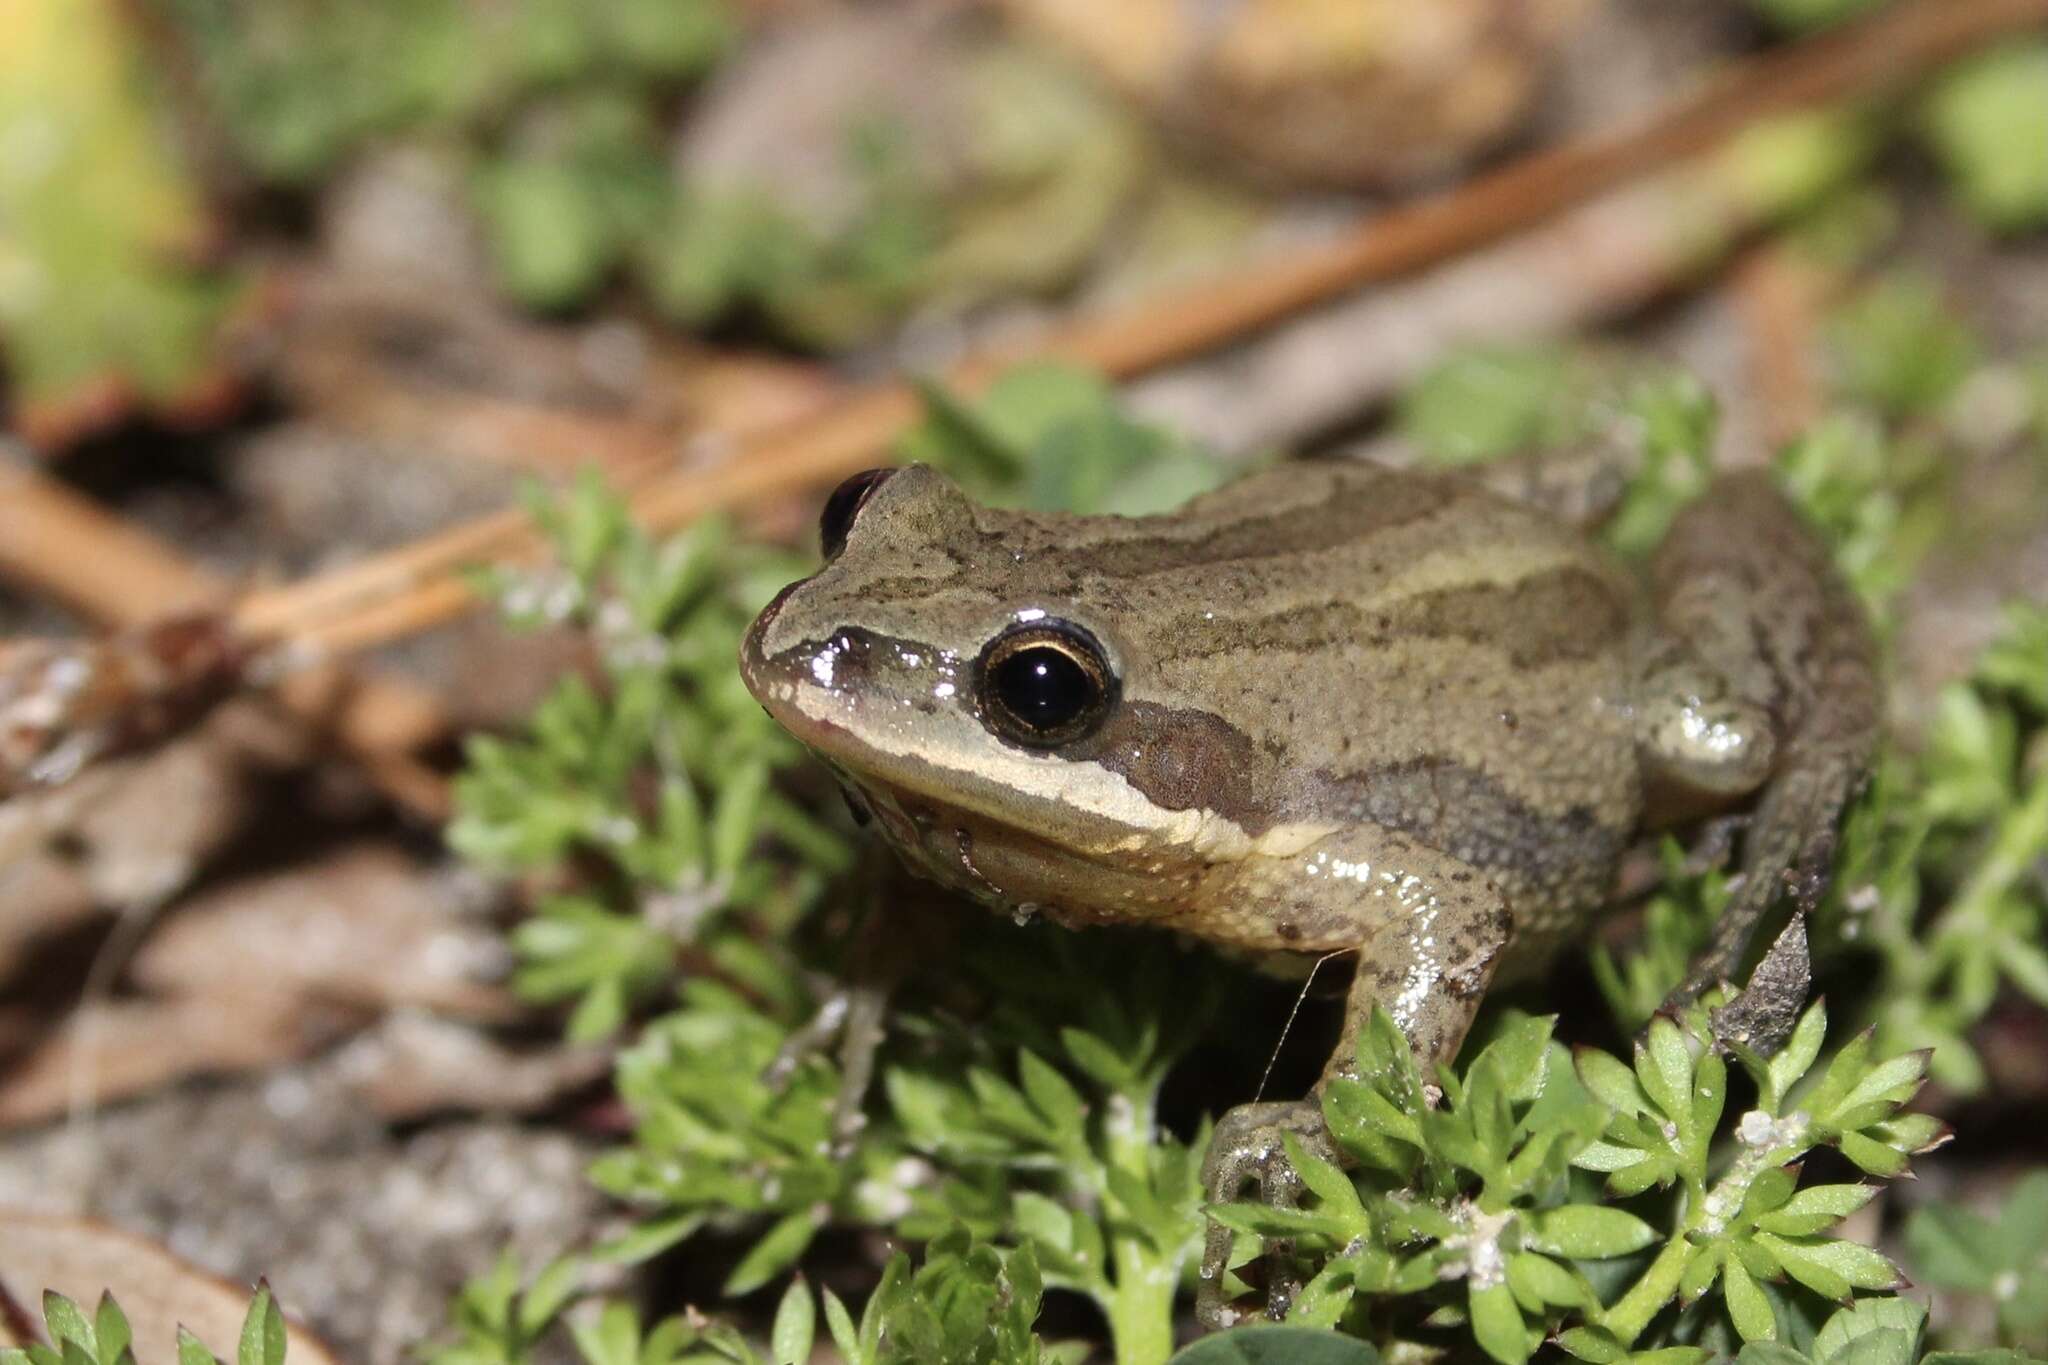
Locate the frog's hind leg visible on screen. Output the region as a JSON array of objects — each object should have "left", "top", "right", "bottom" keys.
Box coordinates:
[{"left": 1648, "top": 471, "right": 1880, "bottom": 1049}]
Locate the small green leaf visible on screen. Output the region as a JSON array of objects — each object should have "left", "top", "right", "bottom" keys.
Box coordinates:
[
  {"left": 724, "top": 1211, "right": 819, "bottom": 1297},
  {"left": 43, "top": 1295, "right": 93, "bottom": 1357},
  {"left": 1165, "top": 1326, "right": 1381, "bottom": 1365},
  {"left": 820, "top": 1287, "right": 860, "bottom": 1365},
  {"left": 1761, "top": 1233, "right": 1903, "bottom": 1295},
  {"left": 1756, "top": 1184, "right": 1876, "bottom": 1237},
  {"left": 1555, "top": 1327, "right": 1626, "bottom": 1363},
  {"left": 1523, "top": 1205, "right": 1658, "bottom": 1259},
  {"left": 1282, "top": 1133, "right": 1366, "bottom": 1224},
  {"left": 1576, "top": 1049, "right": 1645, "bottom": 1116},
  {"left": 1812, "top": 1298, "right": 1926, "bottom": 1365},
  {"left": 1469, "top": 1282, "right": 1533, "bottom": 1365},
  {"left": 769, "top": 1278, "right": 814, "bottom": 1365},
  {"left": 1738, "top": 1346, "right": 1815, "bottom": 1365},
  {"left": 92, "top": 1297, "right": 130, "bottom": 1365},
  {"left": 1505, "top": 1252, "right": 1587, "bottom": 1310},
  {"left": 1724, "top": 1258, "right": 1778, "bottom": 1342},
  {"left": 237, "top": 1285, "right": 284, "bottom": 1365},
  {"left": 1639, "top": 1019, "right": 1696, "bottom": 1123},
  {"left": 175, "top": 1329, "right": 216, "bottom": 1365}
]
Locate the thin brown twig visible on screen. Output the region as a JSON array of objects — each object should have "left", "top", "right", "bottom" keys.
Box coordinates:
[
  {"left": 238, "top": 0, "right": 2048, "bottom": 663},
  {"left": 1731, "top": 242, "right": 1847, "bottom": 448},
  {"left": 0, "top": 462, "right": 453, "bottom": 820}
]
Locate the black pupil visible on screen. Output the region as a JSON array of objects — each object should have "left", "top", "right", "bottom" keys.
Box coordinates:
[
  {"left": 992, "top": 645, "right": 1095, "bottom": 734},
  {"left": 821, "top": 469, "right": 891, "bottom": 558}
]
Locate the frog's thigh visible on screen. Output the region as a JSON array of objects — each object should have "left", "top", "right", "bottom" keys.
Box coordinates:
[{"left": 1246, "top": 825, "right": 1513, "bottom": 1077}]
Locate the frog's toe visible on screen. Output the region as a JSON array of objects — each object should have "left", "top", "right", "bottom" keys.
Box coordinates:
[
  {"left": 1705, "top": 912, "right": 1811, "bottom": 1055},
  {"left": 1198, "top": 1098, "right": 1337, "bottom": 1331},
  {"left": 762, "top": 981, "right": 889, "bottom": 1157}
]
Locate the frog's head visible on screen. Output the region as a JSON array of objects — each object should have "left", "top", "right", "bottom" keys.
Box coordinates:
[{"left": 740, "top": 464, "right": 1283, "bottom": 924}]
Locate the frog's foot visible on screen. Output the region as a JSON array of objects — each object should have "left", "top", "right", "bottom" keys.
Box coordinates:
[
  {"left": 1681, "top": 813, "right": 1751, "bottom": 878},
  {"left": 1197, "top": 1097, "right": 1337, "bottom": 1332},
  {"left": 763, "top": 979, "right": 889, "bottom": 1157}
]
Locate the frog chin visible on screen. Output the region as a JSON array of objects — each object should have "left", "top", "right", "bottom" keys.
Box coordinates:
[{"left": 845, "top": 776, "right": 1209, "bottom": 929}]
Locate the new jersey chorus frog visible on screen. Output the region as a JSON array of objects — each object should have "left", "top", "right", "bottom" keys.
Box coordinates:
[{"left": 739, "top": 458, "right": 1877, "bottom": 1326}]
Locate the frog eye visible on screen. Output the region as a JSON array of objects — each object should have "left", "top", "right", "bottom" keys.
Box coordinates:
[
  {"left": 819, "top": 468, "right": 897, "bottom": 559},
  {"left": 976, "top": 622, "right": 1117, "bottom": 748}
]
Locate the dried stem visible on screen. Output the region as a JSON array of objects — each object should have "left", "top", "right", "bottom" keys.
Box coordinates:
[
  {"left": 1731, "top": 243, "right": 1844, "bottom": 448},
  {"left": 0, "top": 461, "right": 454, "bottom": 820},
  {"left": 208, "top": 0, "right": 2048, "bottom": 663}
]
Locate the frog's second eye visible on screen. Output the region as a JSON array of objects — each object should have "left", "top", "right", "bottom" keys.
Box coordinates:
[
  {"left": 820, "top": 468, "right": 897, "bottom": 559},
  {"left": 976, "top": 622, "right": 1116, "bottom": 747}
]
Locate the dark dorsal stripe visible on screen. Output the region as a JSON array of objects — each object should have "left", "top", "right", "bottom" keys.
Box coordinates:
[
  {"left": 1155, "top": 565, "right": 1628, "bottom": 670},
  {"left": 1045, "top": 472, "right": 1462, "bottom": 580}
]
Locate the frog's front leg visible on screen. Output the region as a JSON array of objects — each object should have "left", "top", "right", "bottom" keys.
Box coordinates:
[
  {"left": 1640, "top": 471, "right": 1879, "bottom": 1048},
  {"left": 1197, "top": 830, "right": 1512, "bottom": 1330}
]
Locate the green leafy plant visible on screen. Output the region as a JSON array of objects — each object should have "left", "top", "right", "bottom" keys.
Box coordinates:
[
  {"left": 450, "top": 471, "right": 843, "bottom": 1040},
  {"left": 1742, "top": 0, "right": 1889, "bottom": 35},
  {"left": 897, "top": 361, "right": 1231, "bottom": 514},
  {"left": 1, "top": 1284, "right": 290, "bottom": 1365},
  {"left": 1905, "top": 1171, "right": 2048, "bottom": 1352},
  {"left": 158, "top": 0, "right": 734, "bottom": 314},
  {"left": 1826, "top": 601, "right": 2048, "bottom": 1093},
  {"left": 428, "top": 1255, "right": 824, "bottom": 1365},
  {"left": 1168, "top": 1327, "right": 1380, "bottom": 1364},
  {"left": 1728, "top": 1296, "right": 2039, "bottom": 1365},
  {"left": 1825, "top": 275, "right": 1982, "bottom": 423},
  {"left": 1917, "top": 42, "right": 2048, "bottom": 235},
  {"left": 0, "top": 0, "right": 246, "bottom": 445},
  {"left": 1210, "top": 1003, "right": 1940, "bottom": 1363}
]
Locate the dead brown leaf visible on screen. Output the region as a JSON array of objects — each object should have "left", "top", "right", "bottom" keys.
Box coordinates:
[
  {"left": 0, "top": 992, "right": 363, "bottom": 1128},
  {"left": 128, "top": 846, "right": 512, "bottom": 1022},
  {"left": 1, "top": 843, "right": 515, "bottom": 1127},
  {"left": 334, "top": 1011, "right": 609, "bottom": 1122},
  {"left": 0, "top": 1214, "right": 344, "bottom": 1365}
]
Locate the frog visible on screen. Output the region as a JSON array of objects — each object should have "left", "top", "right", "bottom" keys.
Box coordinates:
[{"left": 737, "top": 455, "right": 1878, "bottom": 1327}]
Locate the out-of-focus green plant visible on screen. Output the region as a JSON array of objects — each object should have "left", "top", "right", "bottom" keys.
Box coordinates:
[
  {"left": 1917, "top": 42, "right": 2048, "bottom": 235},
  {"left": 0, "top": 0, "right": 245, "bottom": 444},
  {"left": 1825, "top": 274, "right": 1982, "bottom": 423},
  {"left": 898, "top": 361, "right": 1231, "bottom": 514},
  {"left": 650, "top": 116, "right": 943, "bottom": 348},
  {"left": 1845, "top": 601, "right": 2048, "bottom": 1093},
  {"left": 158, "top": 0, "right": 733, "bottom": 314},
  {"left": 1395, "top": 346, "right": 1609, "bottom": 469},
  {"left": 1742, "top": 0, "right": 1890, "bottom": 35},
  {"left": 1905, "top": 1171, "right": 2048, "bottom": 1353},
  {"left": 159, "top": 0, "right": 733, "bottom": 185},
  {"left": 654, "top": 43, "right": 1150, "bottom": 348}
]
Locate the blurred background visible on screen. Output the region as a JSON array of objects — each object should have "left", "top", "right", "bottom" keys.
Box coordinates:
[{"left": 2, "top": 0, "right": 2047, "bottom": 1360}]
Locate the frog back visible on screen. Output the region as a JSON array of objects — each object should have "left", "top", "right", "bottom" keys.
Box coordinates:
[{"left": 1070, "top": 460, "right": 1644, "bottom": 922}]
